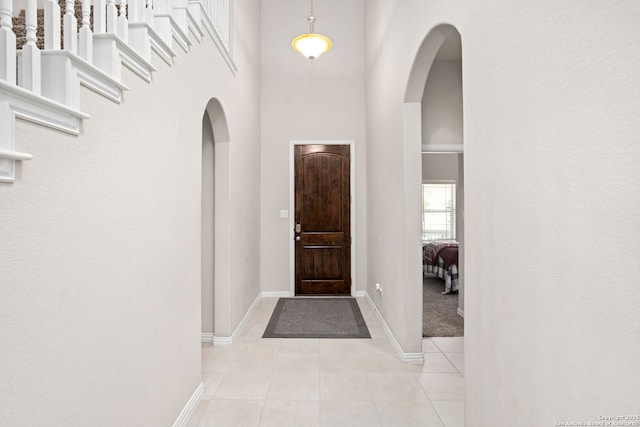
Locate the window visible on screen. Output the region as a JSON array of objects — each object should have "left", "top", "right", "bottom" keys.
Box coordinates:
[{"left": 422, "top": 182, "right": 456, "bottom": 241}]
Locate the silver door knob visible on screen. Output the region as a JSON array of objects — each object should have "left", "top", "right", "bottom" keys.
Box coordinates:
[{"left": 295, "top": 236, "right": 301, "bottom": 241}]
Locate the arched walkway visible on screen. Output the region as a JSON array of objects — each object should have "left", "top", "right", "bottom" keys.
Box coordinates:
[
  {"left": 201, "top": 98, "right": 233, "bottom": 342},
  {"left": 403, "top": 24, "right": 464, "bottom": 346}
]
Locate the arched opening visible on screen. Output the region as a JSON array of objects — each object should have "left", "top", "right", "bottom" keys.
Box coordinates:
[
  {"left": 201, "top": 98, "right": 232, "bottom": 342},
  {"left": 403, "top": 24, "right": 465, "bottom": 345},
  {"left": 201, "top": 112, "right": 215, "bottom": 340}
]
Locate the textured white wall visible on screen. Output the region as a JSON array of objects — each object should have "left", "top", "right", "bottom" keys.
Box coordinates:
[
  {"left": 0, "top": 1, "right": 261, "bottom": 424},
  {"left": 260, "top": 0, "right": 367, "bottom": 294},
  {"left": 366, "top": 0, "right": 640, "bottom": 424}
]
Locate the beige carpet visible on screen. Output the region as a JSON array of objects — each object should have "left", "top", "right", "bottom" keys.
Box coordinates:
[{"left": 423, "top": 276, "right": 464, "bottom": 337}]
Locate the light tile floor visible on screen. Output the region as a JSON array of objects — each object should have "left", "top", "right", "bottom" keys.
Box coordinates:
[{"left": 186, "top": 297, "right": 464, "bottom": 427}]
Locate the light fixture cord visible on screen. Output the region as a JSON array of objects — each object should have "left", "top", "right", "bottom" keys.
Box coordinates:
[{"left": 308, "top": 0, "right": 315, "bottom": 33}]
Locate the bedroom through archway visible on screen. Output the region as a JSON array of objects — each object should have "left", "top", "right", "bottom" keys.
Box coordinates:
[{"left": 404, "top": 25, "right": 465, "bottom": 341}]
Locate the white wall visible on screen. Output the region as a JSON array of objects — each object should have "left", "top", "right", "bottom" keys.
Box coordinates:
[
  {"left": 260, "top": 0, "right": 367, "bottom": 294},
  {"left": 0, "top": 1, "right": 262, "bottom": 424},
  {"left": 422, "top": 61, "right": 463, "bottom": 147},
  {"left": 201, "top": 114, "right": 215, "bottom": 334},
  {"left": 365, "top": 0, "right": 640, "bottom": 424},
  {"left": 422, "top": 153, "right": 458, "bottom": 182}
]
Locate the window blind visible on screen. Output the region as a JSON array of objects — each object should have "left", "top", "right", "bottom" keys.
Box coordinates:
[{"left": 422, "top": 183, "right": 456, "bottom": 241}]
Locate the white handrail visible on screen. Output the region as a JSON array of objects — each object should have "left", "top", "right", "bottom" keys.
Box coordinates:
[{"left": 0, "top": 149, "right": 34, "bottom": 161}]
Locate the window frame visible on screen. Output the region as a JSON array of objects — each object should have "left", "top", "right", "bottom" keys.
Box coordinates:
[{"left": 421, "top": 180, "right": 457, "bottom": 242}]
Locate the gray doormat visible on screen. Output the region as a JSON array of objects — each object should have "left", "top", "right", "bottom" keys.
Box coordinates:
[{"left": 263, "top": 298, "right": 371, "bottom": 339}]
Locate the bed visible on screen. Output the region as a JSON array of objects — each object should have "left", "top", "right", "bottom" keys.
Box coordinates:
[{"left": 423, "top": 241, "right": 459, "bottom": 294}]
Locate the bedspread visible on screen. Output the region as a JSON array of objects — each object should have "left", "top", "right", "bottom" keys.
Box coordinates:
[
  {"left": 423, "top": 242, "right": 458, "bottom": 267},
  {"left": 423, "top": 242, "right": 459, "bottom": 294}
]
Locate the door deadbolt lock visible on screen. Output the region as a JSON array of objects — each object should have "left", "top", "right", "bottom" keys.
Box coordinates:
[{"left": 295, "top": 221, "right": 301, "bottom": 233}]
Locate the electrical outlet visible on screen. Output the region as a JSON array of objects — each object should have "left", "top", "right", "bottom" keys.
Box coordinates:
[{"left": 375, "top": 283, "right": 383, "bottom": 298}]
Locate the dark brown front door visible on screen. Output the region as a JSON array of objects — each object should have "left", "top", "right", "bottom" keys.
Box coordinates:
[{"left": 294, "top": 144, "right": 351, "bottom": 296}]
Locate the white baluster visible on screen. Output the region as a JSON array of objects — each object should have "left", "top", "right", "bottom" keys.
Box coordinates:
[
  {"left": 202, "top": 0, "right": 208, "bottom": 17},
  {"left": 107, "top": 0, "right": 117, "bottom": 34},
  {"left": 221, "top": 0, "right": 228, "bottom": 48},
  {"left": 19, "top": 0, "right": 41, "bottom": 93},
  {"left": 44, "top": 0, "right": 61, "bottom": 50},
  {"left": 63, "top": 0, "right": 77, "bottom": 53},
  {"left": 128, "top": 0, "right": 143, "bottom": 23},
  {"left": 78, "top": 0, "right": 92, "bottom": 62},
  {"left": 0, "top": 0, "right": 16, "bottom": 84},
  {"left": 145, "top": 0, "right": 154, "bottom": 26},
  {"left": 117, "top": 0, "right": 127, "bottom": 41},
  {"left": 214, "top": 0, "right": 220, "bottom": 33},
  {"left": 94, "top": 0, "right": 107, "bottom": 34}
]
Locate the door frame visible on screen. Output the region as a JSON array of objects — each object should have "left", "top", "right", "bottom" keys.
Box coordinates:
[{"left": 289, "top": 140, "right": 357, "bottom": 297}]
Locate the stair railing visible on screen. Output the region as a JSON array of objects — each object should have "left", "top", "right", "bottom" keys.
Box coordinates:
[
  {"left": 78, "top": 0, "right": 92, "bottom": 62},
  {"left": 44, "top": 0, "right": 61, "bottom": 50},
  {"left": 106, "top": 0, "right": 117, "bottom": 34},
  {"left": 118, "top": 0, "right": 128, "bottom": 41},
  {"left": 63, "top": 0, "right": 77, "bottom": 52},
  {"left": 18, "top": 0, "right": 40, "bottom": 92},
  {"left": 0, "top": 0, "right": 16, "bottom": 84},
  {"left": 0, "top": 0, "right": 234, "bottom": 182}
]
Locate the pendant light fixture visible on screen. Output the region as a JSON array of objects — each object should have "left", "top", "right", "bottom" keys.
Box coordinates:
[{"left": 292, "top": 0, "right": 332, "bottom": 60}]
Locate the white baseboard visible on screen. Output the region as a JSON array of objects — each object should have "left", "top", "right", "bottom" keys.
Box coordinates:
[
  {"left": 261, "top": 291, "right": 290, "bottom": 298},
  {"left": 355, "top": 290, "right": 366, "bottom": 297},
  {"left": 211, "top": 292, "right": 262, "bottom": 345},
  {"left": 457, "top": 307, "right": 464, "bottom": 318},
  {"left": 200, "top": 332, "right": 214, "bottom": 343},
  {"left": 364, "top": 292, "right": 424, "bottom": 364},
  {"left": 171, "top": 382, "right": 204, "bottom": 427},
  {"left": 212, "top": 335, "right": 232, "bottom": 344}
]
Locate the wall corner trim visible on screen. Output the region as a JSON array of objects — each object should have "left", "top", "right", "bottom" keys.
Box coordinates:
[
  {"left": 364, "top": 292, "right": 424, "bottom": 364},
  {"left": 457, "top": 307, "right": 464, "bottom": 318},
  {"left": 421, "top": 144, "right": 463, "bottom": 153},
  {"left": 171, "top": 382, "right": 204, "bottom": 427}
]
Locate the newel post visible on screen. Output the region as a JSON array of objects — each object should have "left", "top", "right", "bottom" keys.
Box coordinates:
[
  {"left": 93, "top": 0, "right": 107, "bottom": 34},
  {"left": 18, "top": 0, "right": 41, "bottom": 93},
  {"left": 118, "top": 0, "right": 128, "bottom": 41},
  {"left": 128, "top": 0, "right": 144, "bottom": 23},
  {"left": 107, "top": 0, "right": 117, "bottom": 34},
  {"left": 0, "top": 0, "right": 16, "bottom": 84},
  {"left": 44, "top": 0, "right": 61, "bottom": 50},
  {"left": 145, "top": 0, "right": 154, "bottom": 26},
  {"left": 63, "top": 0, "right": 77, "bottom": 53},
  {"left": 78, "top": 0, "right": 93, "bottom": 62}
]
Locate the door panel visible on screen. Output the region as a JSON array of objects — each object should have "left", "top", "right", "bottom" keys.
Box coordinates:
[{"left": 295, "top": 145, "right": 351, "bottom": 296}]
